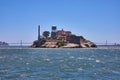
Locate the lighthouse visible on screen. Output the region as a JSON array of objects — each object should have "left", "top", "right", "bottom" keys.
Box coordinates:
[{"left": 38, "top": 25, "right": 40, "bottom": 41}]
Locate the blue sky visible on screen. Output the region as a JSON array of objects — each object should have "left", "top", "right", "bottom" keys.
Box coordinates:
[{"left": 0, "top": 0, "right": 120, "bottom": 44}]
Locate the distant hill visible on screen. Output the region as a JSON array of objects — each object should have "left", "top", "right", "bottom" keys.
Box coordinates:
[{"left": 0, "top": 41, "right": 9, "bottom": 46}]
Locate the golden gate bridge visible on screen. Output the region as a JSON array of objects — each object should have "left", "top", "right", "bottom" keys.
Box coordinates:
[{"left": 7, "top": 41, "right": 119, "bottom": 46}]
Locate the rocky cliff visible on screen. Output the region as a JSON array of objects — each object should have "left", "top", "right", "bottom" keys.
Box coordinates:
[
  {"left": 79, "top": 36, "right": 97, "bottom": 48},
  {"left": 31, "top": 36, "right": 97, "bottom": 48}
]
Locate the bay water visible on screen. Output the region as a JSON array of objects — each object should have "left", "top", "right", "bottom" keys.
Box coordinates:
[{"left": 0, "top": 47, "right": 120, "bottom": 80}]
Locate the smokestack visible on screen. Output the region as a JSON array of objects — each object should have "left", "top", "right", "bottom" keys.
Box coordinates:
[{"left": 38, "top": 25, "right": 40, "bottom": 41}]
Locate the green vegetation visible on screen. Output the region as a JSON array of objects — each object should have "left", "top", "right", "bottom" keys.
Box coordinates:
[
  {"left": 56, "top": 41, "right": 65, "bottom": 47},
  {"left": 80, "top": 36, "right": 85, "bottom": 40},
  {"left": 33, "top": 39, "right": 46, "bottom": 47},
  {"left": 43, "top": 31, "right": 50, "bottom": 38},
  {"left": 71, "top": 34, "right": 76, "bottom": 36}
]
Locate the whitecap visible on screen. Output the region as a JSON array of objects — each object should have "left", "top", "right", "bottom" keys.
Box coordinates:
[
  {"left": 59, "top": 60, "right": 64, "bottom": 62},
  {"left": 112, "top": 71, "right": 120, "bottom": 75},
  {"left": 96, "top": 60, "right": 100, "bottom": 63},
  {"left": 20, "top": 58, "right": 23, "bottom": 60},
  {"left": 92, "top": 65, "right": 95, "bottom": 67},
  {"left": 94, "top": 73, "right": 97, "bottom": 75},
  {"left": 26, "top": 63, "right": 29, "bottom": 65},
  {"left": 69, "top": 56, "right": 74, "bottom": 59},
  {"left": 77, "top": 57, "right": 84, "bottom": 60},
  {"left": 20, "top": 74, "right": 28, "bottom": 77},
  {"left": 78, "top": 68, "right": 83, "bottom": 71},
  {"left": 45, "top": 58, "right": 50, "bottom": 61},
  {"left": 88, "top": 58, "right": 94, "bottom": 60},
  {"left": 0, "top": 70, "right": 8, "bottom": 73}
]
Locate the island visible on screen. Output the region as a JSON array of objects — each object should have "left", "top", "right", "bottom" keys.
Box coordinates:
[
  {"left": 31, "top": 25, "right": 97, "bottom": 48},
  {"left": 0, "top": 41, "right": 9, "bottom": 46}
]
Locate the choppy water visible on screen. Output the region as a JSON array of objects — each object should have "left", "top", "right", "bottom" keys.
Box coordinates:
[{"left": 0, "top": 47, "right": 120, "bottom": 80}]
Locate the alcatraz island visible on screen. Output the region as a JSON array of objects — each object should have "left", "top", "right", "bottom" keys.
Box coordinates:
[{"left": 31, "top": 25, "right": 97, "bottom": 48}]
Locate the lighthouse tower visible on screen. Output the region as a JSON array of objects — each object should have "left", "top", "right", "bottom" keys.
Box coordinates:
[{"left": 38, "top": 25, "right": 40, "bottom": 41}]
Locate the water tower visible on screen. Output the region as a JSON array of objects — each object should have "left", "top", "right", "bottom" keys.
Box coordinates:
[{"left": 51, "top": 25, "right": 57, "bottom": 37}]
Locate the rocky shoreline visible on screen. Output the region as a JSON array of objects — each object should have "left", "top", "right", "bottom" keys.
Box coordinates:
[{"left": 31, "top": 36, "right": 97, "bottom": 48}]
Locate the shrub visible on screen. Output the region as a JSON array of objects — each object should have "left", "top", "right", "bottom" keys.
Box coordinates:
[
  {"left": 84, "top": 43, "right": 89, "bottom": 47},
  {"left": 56, "top": 41, "right": 65, "bottom": 47}
]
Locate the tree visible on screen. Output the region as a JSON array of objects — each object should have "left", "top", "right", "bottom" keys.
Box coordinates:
[
  {"left": 71, "top": 34, "right": 76, "bottom": 36},
  {"left": 32, "top": 38, "right": 46, "bottom": 48},
  {"left": 43, "top": 31, "right": 50, "bottom": 38}
]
